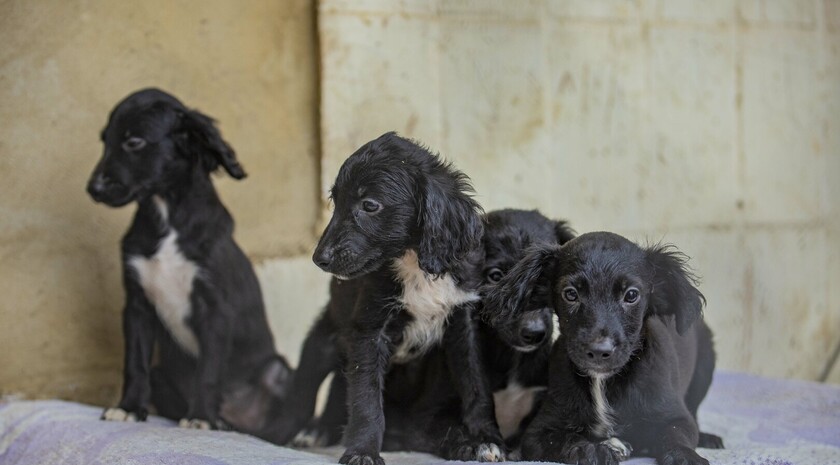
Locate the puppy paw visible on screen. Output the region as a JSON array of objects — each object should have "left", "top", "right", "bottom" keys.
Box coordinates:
[
  {"left": 698, "top": 432, "right": 724, "bottom": 449},
  {"left": 477, "top": 443, "right": 505, "bottom": 462},
  {"left": 338, "top": 452, "right": 385, "bottom": 465},
  {"left": 660, "top": 446, "right": 710, "bottom": 465},
  {"left": 293, "top": 426, "right": 331, "bottom": 448},
  {"left": 564, "top": 440, "right": 622, "bottom": 465},
  {"left": 178, "top": 417, "right": 231, "bottom": 431},
  {"left": 101, "top": 407, "right": 146, "bottom": 422},
  {"left": 601, "top": 437, "right": 633, "bottom": 460}
]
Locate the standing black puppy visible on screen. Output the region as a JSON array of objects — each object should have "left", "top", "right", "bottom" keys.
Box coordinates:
[
  {"left": 87, "top": 88, "right": 291, "bottom": 435},
  {"left": 485, "top": 232, "right": 723, "bottom": 465},
  {"left": 271, "top": 132, "right": 503, "bottom": 465}
]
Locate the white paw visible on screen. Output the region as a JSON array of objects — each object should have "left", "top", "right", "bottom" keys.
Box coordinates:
[
  {"left": 292, "top": 428, "right": 327, "bottom": 448},
  {"left": 602, "top": 437, "right": 633, "bottom": 460},
  {"left": 178, "top": 418, "right": 212, "bottom": 430},
  {"left": 102, "top": 407, "right": 138, "bottom": 422},
  {"left": 477, "top": 443, "right": 505, "bottom": 462}
]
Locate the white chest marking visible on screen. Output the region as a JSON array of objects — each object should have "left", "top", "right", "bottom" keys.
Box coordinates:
[
  {"left": 128, "top": 198, "right": 200, "bottom": 357},
  {"left": 390, "top": 250, "right": 479, "bottom": 363},
  {"left": 493, "top": 380, "right": 546, "bottom": 438},
  {"left": 590, "top": 374, "right": 615, "bottom": 438}
]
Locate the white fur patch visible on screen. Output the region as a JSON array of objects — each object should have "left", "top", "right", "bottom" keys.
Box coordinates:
[
  {"left": 390, "top": 250, "right": 479, "bottom": 363},
  {"left": 102, "top": 407, "right": 138, "bottom": 422},
  {"left": 128, "top": 199, "right": 200, "bottom": 357},
  {"left": 590, "top": 374, "right": 615, "bottom": 438},
  {"left": 602, "top": 437, "right": 632, "bottom": 460},
  {"left": 476, "top": 443, "right": 505, "bottom": 462},
  {"left": 493, "top": 381, "right": 546, "bottom": 438},
  {"left": 179, "top": 418, "right": 212, "bottom": 430}
]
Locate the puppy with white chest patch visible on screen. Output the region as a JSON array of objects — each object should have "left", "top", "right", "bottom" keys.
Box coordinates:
[
  {"left": 87, "top": 88, "right": 291, "bottom": 435},
  {"left": 267, "top": 132, "right": 503, "bottom": 465},
  {"left": 484, "top": 232, "right": 724, "bottom": 465}
]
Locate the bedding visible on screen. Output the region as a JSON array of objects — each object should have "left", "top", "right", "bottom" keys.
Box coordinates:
[{"left": 1, "top": 371, "right": 838, "bottom": 465}]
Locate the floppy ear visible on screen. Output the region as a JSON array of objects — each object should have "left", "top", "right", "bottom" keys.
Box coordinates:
[
  {"left": 646, "top": 244, "right": 706, "bottom": 334},
  {"left": 554, "top": 220, "right": 576, "bottom": 245},
  {"left": 482, "top": 244, "right": 561, "bottom": 329},
  {"left": 175, "top": 109, "right": 246, "bottom": 179},
  {"left": 417, "top": 166, "right": 483, "bottom": 275}
]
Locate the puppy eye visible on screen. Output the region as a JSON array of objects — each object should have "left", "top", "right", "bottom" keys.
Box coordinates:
[
  {"left": 486, "top": 267, "right": 504, "bottom": 284},
  {"left": 562, "top": 287, "right": 578, "bottom": 302},
  {"left": 361, "top": 199, "right": 381, "bottom": 213},
  {"left": 122, "top": 137, "right": 147, "bottom": 152},
  {"left": 624, "top": 288, "right": 640, "bottom": 304}
]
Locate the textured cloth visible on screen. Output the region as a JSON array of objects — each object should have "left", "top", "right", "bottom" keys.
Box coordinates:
[{"left": 1, "top": 371, "right": 838, "bottom": 465}]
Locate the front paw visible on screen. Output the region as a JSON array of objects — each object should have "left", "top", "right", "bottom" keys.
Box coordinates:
[
  {"left": 101, "top": 407, "right": 147, "bottom": 422},
  {"left": 602, "top": 437, "right": 633, "bottom": 460},
  {"left": 563, "top": 440, "right": 622, "bottom": 465},
  {"left": 178, "top": 417, "right": 231, "bottom": 431},
  {"left": 697, "top": 432, "right": 724, "bottom": 449},
  {"left": 451, "top": 442, "right": 506, "bottom": 462},
  {"left": 338, "top": 451, "right": 385, "bottom": 465},
  {"left": 660, "top": 446, "right": 710, "bottom": 465},
  {"left": 293, "top": 423, "right": 337, "bottom": 448}
]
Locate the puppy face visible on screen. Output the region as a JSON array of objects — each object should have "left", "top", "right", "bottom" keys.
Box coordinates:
[
  {"left": 481, "top": 209, "right": 575, "bottom": 352},
  {"left": 313, "top": 132, "right": 483, "bottom": 279},
  {"left": 486, "top": 231, "right": 704, "bottom": 376},
  {"left": 87, "top": 88, "right": 243, "bottom": 207}
]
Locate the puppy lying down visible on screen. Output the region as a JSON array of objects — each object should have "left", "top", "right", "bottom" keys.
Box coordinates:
[{"left": 485, "top": 232, "right": 724, "bottom": 465}]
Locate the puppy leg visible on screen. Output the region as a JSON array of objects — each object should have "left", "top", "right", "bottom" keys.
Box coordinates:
[
  {"left": 340, "top": 330, "right": 392, "bottom": 465},
  {"left": 443, "top": 303, "right": 505, "bottom": 462},
  {"left": 685, "top": 323, "right": 724, "bottom": 449},
  {"left": 150, "top": 366, "right": 188, "bottom": 421},
  {"left": 263, "top": 312, "right": 340, "bottom": 444},
  {"left": 179, "top": 290, "right": 231, "bottom": 431},
  {"left": 294, "top": 370, "right": 347, "bottom": 447},
  {"left": 102, "top": 286, "right": 156, "bottom": 423},
  {"left": 522, "top": 427, "right": 622, "bottom": 465},
  {"left": 652, "top": 415, "right": 710, "bottom": 465}
]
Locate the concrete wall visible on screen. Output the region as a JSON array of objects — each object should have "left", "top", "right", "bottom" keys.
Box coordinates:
[
  {"left": 319, "top": 0, "right": 840, "bottom": 382},
  {"left": 0, "top": 0, "right": 329, "bottom": 405}
]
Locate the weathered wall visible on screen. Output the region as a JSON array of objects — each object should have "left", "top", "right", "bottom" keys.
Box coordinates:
[
  {"left": 319, "top": 0, "right": 840, "bottom": 382},
  {"left": 0, "top": 0, "right": 325, "bottom": 404}
]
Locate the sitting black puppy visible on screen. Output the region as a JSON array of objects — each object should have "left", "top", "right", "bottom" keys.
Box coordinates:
[
  {"left": 379, "top": 209, "right": 576, "bottom": 456},
  {"left": 87, "top": 88, "right": 291, "bottom": 435},
  {"left": 270, "top": 132, "right": 503, "bottom": 465},
  {"left": 485, "top": 232, "right": 724, "bottom": 465}
]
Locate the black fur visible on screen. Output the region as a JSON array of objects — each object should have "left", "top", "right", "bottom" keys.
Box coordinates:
[
  {"left": 379, "top": 209, "right": 577, "bottom": 457},
  {"left": 484, "top": 232, "right": 724, "bottom": 465},
  {"left": 87, "top": 88, "right": 290, "bottom": 435},
  {"left": 266, "top": 132, "right": 500, "bottom": 465}
]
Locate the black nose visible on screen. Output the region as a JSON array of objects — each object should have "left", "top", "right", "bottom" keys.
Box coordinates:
[
  {"left": 586, "top": 338, "right": 615, "bottom": 359},
  {"left": 519, "top": 319, "right": 547, "bottom": 346},
  {"left": 313, "top": 248, "right": 334, "bottom": 271},
  {"left": 87, "top": 174, "right": 108, "bottom": 197}
]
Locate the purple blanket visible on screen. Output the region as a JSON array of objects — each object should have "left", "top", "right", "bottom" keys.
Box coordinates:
[{"left": 1, "top": 372, "right": 838, "bottom": 465}]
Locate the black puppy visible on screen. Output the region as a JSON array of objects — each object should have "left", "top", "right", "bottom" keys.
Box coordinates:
[
  {"left": 485, "top": 232, "right": 723, "bottom": 465},
  {"left": 378, "top": 209, "right": 576, "bottom": 456},
  {"left": 87, "top": 88, "right": 291, "bottom": 435},
  {"left": 270, "top": 132, "right": 503, "bottom": 465}
]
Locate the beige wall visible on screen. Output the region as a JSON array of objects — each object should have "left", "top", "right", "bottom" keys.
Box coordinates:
[
  {"left": 319, "top": 0, "right": 840, "bottom": 382},
  {"left": 0, "top": 0, "right": 324, "bottom": 404}
]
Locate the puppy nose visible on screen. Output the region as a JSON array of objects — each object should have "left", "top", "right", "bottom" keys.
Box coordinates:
[
  {"left": 519, "top": 319, "right": 547, "bottom": 345},
  {"left": 312, "top": 248, "right": 334, "bottom": 271},
  {"left": 586, "top": 338, "right": 615, "bottom": 359},
  {"left": 87, "top": 174, "right": 108, "bottom": 196}
]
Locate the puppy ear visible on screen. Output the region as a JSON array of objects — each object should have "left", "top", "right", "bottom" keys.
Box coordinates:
[
  {"left": 554, "top": 220, "right": 576, "bottom": 245},
  {"left": 176, "top": 109, "right": 246, "bottom": 179},
  {"left": 482, "top": 245, "right": 561, "bottom": 328},
  {"left": 417, "top": 166, "right": 483, "bottom": 275},
  {"left": 646, "top": 244, "right": 706, "bottom": 334}
]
